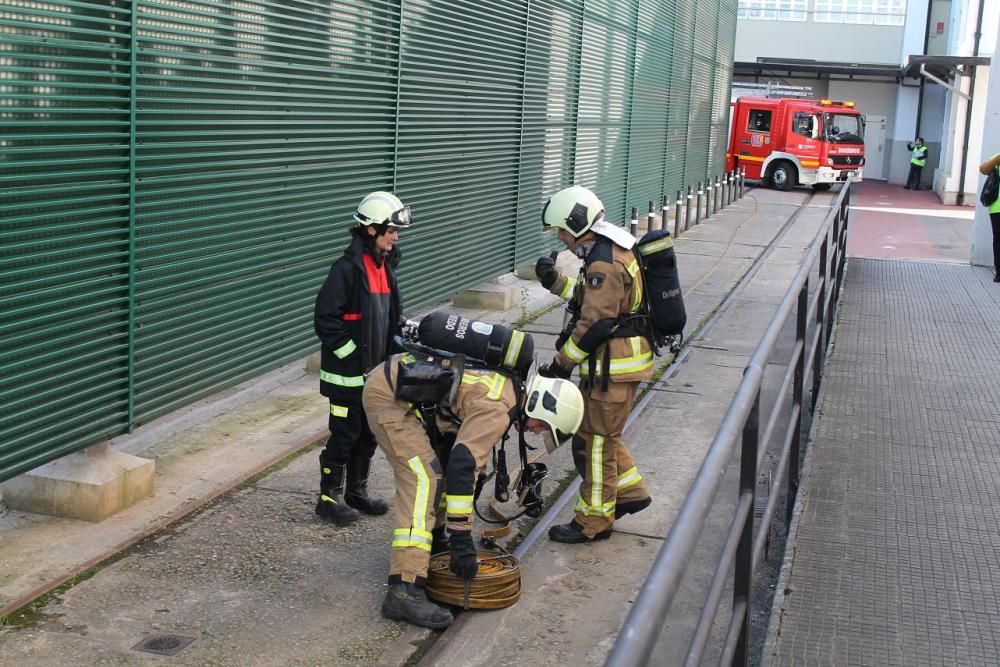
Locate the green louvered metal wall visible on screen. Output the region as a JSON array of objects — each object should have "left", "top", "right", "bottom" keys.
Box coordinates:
[{"left": 0, "top": 0, "right": 736, "bottom": 482}]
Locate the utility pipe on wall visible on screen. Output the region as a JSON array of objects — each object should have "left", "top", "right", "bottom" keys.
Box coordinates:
[{"left": 956, "top": 0, "right": 985, "bottom": 206}]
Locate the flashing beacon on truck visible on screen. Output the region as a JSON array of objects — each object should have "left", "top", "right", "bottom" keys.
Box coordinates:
[{"left": 726, "top": 97, "right": 865, "bottom": 191}]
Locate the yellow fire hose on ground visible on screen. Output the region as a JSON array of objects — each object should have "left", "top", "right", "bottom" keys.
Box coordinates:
[
  {"left": 424, "top": 452, "right": 544, "bottom": 610},
  {"left": 426, "top": 550, "right": 522, "bottom": 610}
]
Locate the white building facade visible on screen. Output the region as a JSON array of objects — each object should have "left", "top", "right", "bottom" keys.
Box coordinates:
[{"left": 733, "top": 0, "right": 997, "bottom": 221}]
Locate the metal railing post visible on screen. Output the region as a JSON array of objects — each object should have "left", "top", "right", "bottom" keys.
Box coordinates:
[
  {"left": 722, "top": 172, "right": 730, "bottom": 208},
  {"left": 661, "top": 195, "right": 669, "bottom": 232},
  {"left": 685, "top": 185, "right": 692, "bottom": 232},
  {"left": 733, "top": 390, "right": 760, "bottom": 667},
  {"left": 647, "top": 200, "right": 655, "bottom": 236},
  {"left": 713, "top": 175, "right": 720, "bottom": 214},
  {"left": 812, "top": 236, "right": 828, "bottom": 409},
  {"left": 675, "top": 190, "right": 682, "bottom": 237},
  {"left": 788, "top": 282, "right": 808, "bottom": 526},
  {"left": 630, "top": 206, "right": 639, "bottom": 237},
  {"left": 740, "top": 166, "right": 746, "bottom": 197},
  {"left": 695, "top": 182, "right": 702, "bottom": 226},
  {"left": 705, "top": 178, "right": 712, "bottom": 220},
  {"left": 826, "top": 209, "right": 840, "bottom": 343}
]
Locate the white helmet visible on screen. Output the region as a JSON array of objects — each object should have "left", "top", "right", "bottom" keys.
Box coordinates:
[
  {"left": 354, "top": 191, "right": 412, "bottom": 228},
  {"left": 541, "top": 185, "right": 605, "bottom": 239},
  {"left": 525, "top": 375, "right": 585, "bottom": 451}
]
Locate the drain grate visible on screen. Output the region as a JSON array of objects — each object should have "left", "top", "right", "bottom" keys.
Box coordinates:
[{"left": 132, "top": 633, "right": 196, "bottom": 656}]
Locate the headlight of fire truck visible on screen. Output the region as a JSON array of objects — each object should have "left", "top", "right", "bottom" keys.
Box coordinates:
[{"left": 828, "top": 157, "right": 835, "bottom": 166}]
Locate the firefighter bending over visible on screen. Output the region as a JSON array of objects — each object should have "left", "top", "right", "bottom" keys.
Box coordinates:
[
  {"left": 534, "top": 185, "right": 654, "bottom": 544},
  {"left": 363, "top": 354, "right": 584, "bottom": 629}
]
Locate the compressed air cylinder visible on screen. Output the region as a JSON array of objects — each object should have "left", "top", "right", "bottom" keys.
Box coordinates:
[{"left": 416, "top": 311, "right": 534, "bottom": 377}]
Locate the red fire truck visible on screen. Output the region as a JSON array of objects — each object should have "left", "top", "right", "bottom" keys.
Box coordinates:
[{"left": 726, "top": 97, "right": 865, "bottom": 191}]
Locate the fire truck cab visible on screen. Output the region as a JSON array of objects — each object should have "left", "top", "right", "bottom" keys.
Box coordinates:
[{"left": 726, "top": 97, "right": 865, "bottom": 191}]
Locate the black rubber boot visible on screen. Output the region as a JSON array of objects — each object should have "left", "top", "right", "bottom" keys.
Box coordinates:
[
  {"left": 344, "top": 454, "right": 389, "bottom": 515},
  {"left": 548, "top": 519, "right": 612, "bottom": 544},
  {"left": 615, "top": 496, "right": 652, "bottom": 519},
  {"left": 316, "top": 454, "right": 361, "bottom": 526},
  {"left": 381, "top": 581, "right": 453, "bottom": 630}
]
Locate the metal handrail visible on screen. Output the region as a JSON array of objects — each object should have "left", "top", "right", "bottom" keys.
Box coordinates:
[{"left": 606, "top": 180, "right": 852, "bottom": 667}]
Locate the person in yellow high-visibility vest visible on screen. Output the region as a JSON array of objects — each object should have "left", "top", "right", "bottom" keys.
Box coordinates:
[
  {"left": 904, "top": 137, "right": 928, "bottom": 190},
  {"left": 979, "top": 152, "right": 1000, "bottom": 283}
]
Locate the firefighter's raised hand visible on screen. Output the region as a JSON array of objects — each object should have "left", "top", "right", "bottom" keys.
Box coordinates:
[{"left": 535, "top": 254, "right": 558, "bottom": 289}]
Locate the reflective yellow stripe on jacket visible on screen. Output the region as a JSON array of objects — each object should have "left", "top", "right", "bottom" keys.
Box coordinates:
[
  {"left": 332, "top": 339, "right": 357, "bottom": 359},
  {"left": 578, "top": 337, "right": 653, "bottom": 377},
  {"left": 461, "top": 371, "right": 507, "bottom": 400},
  {"left": 320, "top": 370, "right": 364, "bottom": 387},
  {"left": 626, "top": 257, "right": 643, "bottom": 314}
]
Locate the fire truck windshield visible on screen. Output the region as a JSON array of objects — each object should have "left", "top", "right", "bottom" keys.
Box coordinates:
[{"left": 824, "top": 113, "right": 863, "bottom": 144}]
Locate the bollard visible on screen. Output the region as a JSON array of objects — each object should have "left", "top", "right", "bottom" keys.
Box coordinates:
[
  {"left": 661, "top": 195, "right": 669, "bottom": 232},
  {"left": 647, "top": 200, "right": 655, "bottom": 235},
  {"left": 685, "top": 185, "right": 692, "bottom": 232},
  {"left": 740, "top": 166, "right": 746, "bottom": 197},
  {"left": 675, "top": 190, "right": 682, "bottom": 237},
  {"left": 713, "top": 176, "right": 720, "bottom": 215},
  {"left": 724, "top": 171, "right": 731, "bottom": 208},
  {"left": 630, "top": 206, "right": 639, "bottom": 237},
  {"left": 728, "top": 170, "right": 735, "bottom": 203},
  {"left": 695, "top": 181, "right": 702, "bottom": 226}
]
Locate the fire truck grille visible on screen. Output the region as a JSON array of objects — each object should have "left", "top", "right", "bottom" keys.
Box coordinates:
[{"left": 831, "top": 156, "right": 861, "bottom": 166}]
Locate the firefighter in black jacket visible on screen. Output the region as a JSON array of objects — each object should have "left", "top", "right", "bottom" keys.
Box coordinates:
[{"left": 314, "top": 191, "right": 411, "bottom": 526}]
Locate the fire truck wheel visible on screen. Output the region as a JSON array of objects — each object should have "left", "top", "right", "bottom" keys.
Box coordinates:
[
  {"left": 768, "top": 162, "right": 796, "bottom": 191},
  {"left": 812, "top": 183, "right": 832, "bottom": 192}
]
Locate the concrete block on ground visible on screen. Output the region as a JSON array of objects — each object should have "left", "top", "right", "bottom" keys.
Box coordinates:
[
  {"left": 451, "top": 274, "right": 518, "bottom": 311},
  {"left": 2, "top": 444, "right": 155, "bottom": 522}
]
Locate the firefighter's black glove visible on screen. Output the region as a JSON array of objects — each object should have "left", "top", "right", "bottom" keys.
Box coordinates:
[
  {"left": 537, "top": 361, "right": 571, "bottom": 380},
  {"left": 448, "top": 530, "right": 479, "bottom": 581},
  {"left": 535, "top": 255, "right": 558, "bottom": 290}
]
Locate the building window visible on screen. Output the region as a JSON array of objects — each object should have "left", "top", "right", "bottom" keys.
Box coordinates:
[
  {"left": 737, "top": 0, "right": 808, "bottom": 21},
  {"left": 814, "top": 0, "right": 906, "bottom": 25}
]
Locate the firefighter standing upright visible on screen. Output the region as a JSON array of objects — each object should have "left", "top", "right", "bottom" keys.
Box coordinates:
[
  {"left": 313, "top": 191, "right": 411, "bottom": 526},
  {"left": 534, "top": 185, "right": 654, "bottom": 543},
  {"left": 364, "top": 351, "right": 585, "bottom": 629}
]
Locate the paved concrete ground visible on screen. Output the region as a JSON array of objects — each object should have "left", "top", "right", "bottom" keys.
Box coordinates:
[
  {"left": 765, "top": 257, "right": 1000, "bottom": 666},
  {"left": 0, "top": 183, "right": 849, "bottom": 665},
  {"left": 847, "top": 180, "right": 974, "bottom": 263}
]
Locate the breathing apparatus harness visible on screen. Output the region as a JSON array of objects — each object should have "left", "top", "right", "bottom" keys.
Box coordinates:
[{"left": 390, "top": 328, "right": 548, "bottom": 535}]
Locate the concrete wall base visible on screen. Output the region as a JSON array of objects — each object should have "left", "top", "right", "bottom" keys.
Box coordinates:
[
  {"left": 1, "top": 444, "right": 155, "bottom": 522},
  {"left": 451, "top": 274, "right": 519, "bottom": 310}
]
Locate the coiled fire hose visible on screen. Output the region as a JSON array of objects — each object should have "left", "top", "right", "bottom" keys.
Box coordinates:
[{"left": 425, "top": 550, "right": 521, "bottom": 610}]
